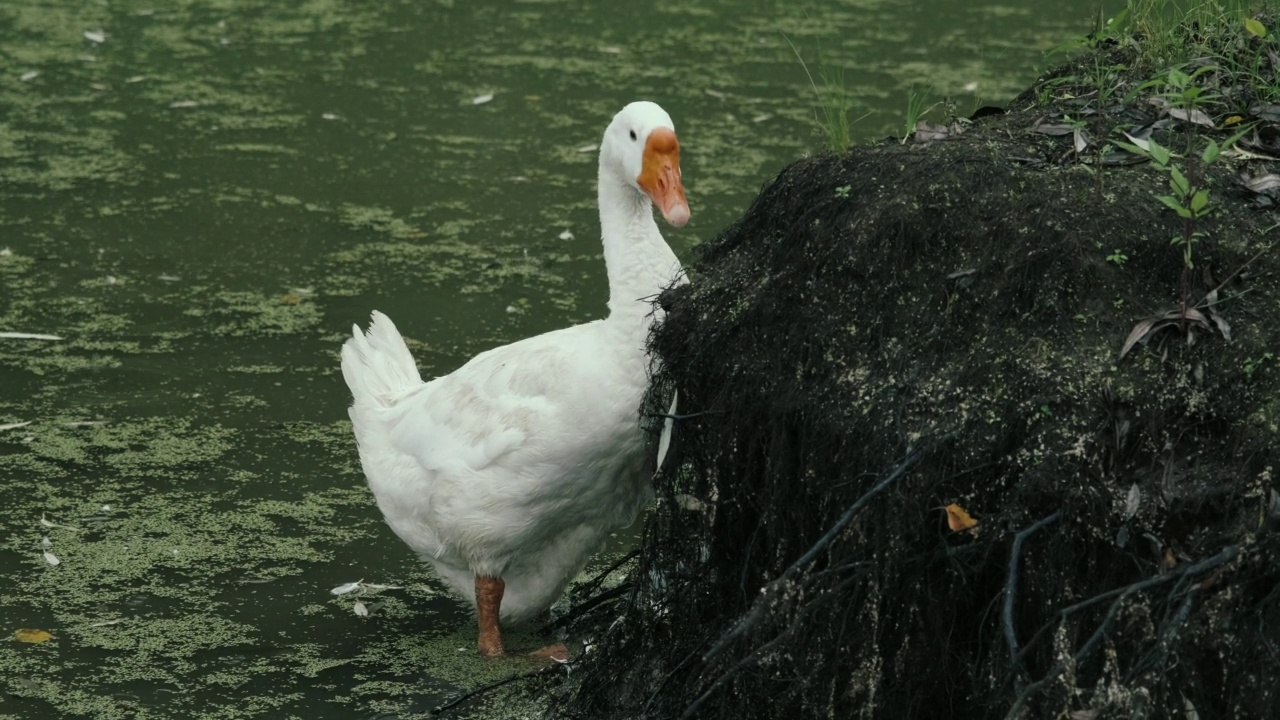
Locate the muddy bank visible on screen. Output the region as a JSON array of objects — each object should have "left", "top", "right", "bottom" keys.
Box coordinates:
[{"left": 549, "top": 27, "right": 1280, "bottom": 720}]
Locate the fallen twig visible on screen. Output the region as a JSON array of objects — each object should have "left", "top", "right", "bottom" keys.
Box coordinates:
[
  {"left": 432, "top": 662, "right": 566, "bottom": 716},
  {"left": 701, "top": 445, "right": 924, "bottom": 666},
  {"left": 1005, "top": 545, "right": 1240, "bottom": 719},
  {"left": 1004, "top": 510, "right": 1063, "bottom": 682}
]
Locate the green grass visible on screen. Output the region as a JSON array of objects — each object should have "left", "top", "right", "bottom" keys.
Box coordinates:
[{"left": 786, "top": 36, "right": 856, "bottom": 153}]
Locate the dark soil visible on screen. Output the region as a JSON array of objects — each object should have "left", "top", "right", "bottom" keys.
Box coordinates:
[{"left": 548, "top": 27, "right": 1280, "bottom": 720}]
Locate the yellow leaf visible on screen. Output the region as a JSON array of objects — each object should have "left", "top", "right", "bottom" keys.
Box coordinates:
[
  {"left": 1245, "top": 18, "right": 1268, "bottom": 38},
  {"left": 1224, "top": 115, "right": 1243, "bottom": 127},
  {"left": 14, "top": 628, "right": 52, "bottom": 643},
  {"left": 945, "top": 503, "right": 979, "bottom": 532}
]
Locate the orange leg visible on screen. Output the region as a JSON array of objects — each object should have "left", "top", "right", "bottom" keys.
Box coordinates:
[{"left": 475, "top": 575, "right": 506, "bottom": 657}]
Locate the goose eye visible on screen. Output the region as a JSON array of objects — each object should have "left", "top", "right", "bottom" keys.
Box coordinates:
[{"left": 629, "top": 130, "right": 637, "bottom": 141}]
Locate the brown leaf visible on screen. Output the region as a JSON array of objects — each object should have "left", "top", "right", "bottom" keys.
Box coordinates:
[
  {"left": 14, "top": 628, "right": 53, "bottom": 643},
  {"left": 1162, "top": 547, "right": 1177, "bottom": 569},
  {"left": 945, "top": 503, "right": 979, "bottom": 533},
  {"left": 1119, "top": 308, "right": 1217, "bottom": 359}
]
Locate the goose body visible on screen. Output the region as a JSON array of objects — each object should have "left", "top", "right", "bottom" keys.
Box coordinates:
[{"left": 341, "top": 101, "right": 689, "bottom": 656}]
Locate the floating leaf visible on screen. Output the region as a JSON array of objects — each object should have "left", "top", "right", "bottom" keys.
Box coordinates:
[
  {"left": 14, "top": 629, "right": 52, "bottom": 643},
  {"left": 40, "top": 536, "right": 51, "bottom": 548},
  {"left": 353, "top": 600, "right": 369, "bottom": 616},
  {"left": 83, "top": 30, "right": 106, "bottom": 43},
  {"left": 0, "top": 421, "right": 32, "bottom": 431},
  {"left": 558, "top": 230, "right": 574, "bottom": 241},
  {"left": 330, "top": 580, "right": 362, "bottom": 595},
  {"left": 472, "top": 93, "right": 494, "bottom": 105},
  {"left": 20, "top": 70, "right": 39, "bottom": 82},
  {"left": 0, "top": 332, "right": 63, "bottom": 341},
  {"left": 944, "top": 503, "right": 979, "bottom": 532},
  {"left": 40, "top": 514, "right": 81, "bottom": 531},
  {"left": 43, "top": 551, "right": 61, "bottom": 566},
  {"left": 576, "top": 143, "right": 598, "bottom": 153},
  {"left": 169, "top": 100, "right": 200, "bottom": 108}
]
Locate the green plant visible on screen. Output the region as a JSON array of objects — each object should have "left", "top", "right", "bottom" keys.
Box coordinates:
[
  {"left": 902, "top": 87, "right": 938, "bottom": 144},
  {"left": 1107, "top": 249, "right": 1129, "bottom": 266},
  {"left": 1115, "top": 61, "right": 1251, "bottom": 316},
  {"left": 834, "top": 185, "right": 851, "bottom": 199},
  {"left": 786, "top": 36, "right": 856, "bottom": 153},
  {"left": 1244, "top": 352, "right": 1275, "bottom": 377}
]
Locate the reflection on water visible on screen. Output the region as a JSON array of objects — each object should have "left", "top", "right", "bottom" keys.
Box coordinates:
[{"left": 0, "top": 0, "right": 1091, "bottom": 716}]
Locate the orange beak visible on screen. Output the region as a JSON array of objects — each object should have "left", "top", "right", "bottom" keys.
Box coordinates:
[{"left": 636, "top": 128, "right": 690, "bottom": 228}]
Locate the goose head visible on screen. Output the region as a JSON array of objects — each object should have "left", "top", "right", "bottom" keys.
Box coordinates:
[{"left": 600, "top": 101, "right": 691, "bottom": 228}]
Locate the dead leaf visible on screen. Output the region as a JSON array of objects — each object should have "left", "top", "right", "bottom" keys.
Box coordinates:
[
  {"left": 43, "top": 551, "right": 61, "bottom": 566},
  {"left": 1249, "top": 104, "right": 1280, "bottom": 123},
  {"left": 83, "top": 30, "right": 106, "bottom": 44},
  {"left": 472, "top": 92, "right": 494, "bottom": 106},
  {"left": 353, "top": 600, "right": 369, "bottom": 616},
  {"left": 1241, "top": 173, "right": 1280, "bottom": 194},
  {"left": 14, "top": 629, "right": 53, "bottom": 643},
  {"left": 0, "top": 421, "right": 32, "bottom": 432},
  {"left": 1124, "top": 484, "right": 1141, "bottom": 519},
  {"left": 944, "top": 503, "right": 979, "bottom": 533},
  {"left": 1169, "top": 107, "right": 1214, "bottom": 127},
  {"left": 1163, "top": 547, "right": 1178, "bottom": 570},
  {"left": 1073, "top": 128, "right": 1090, "bottom": 154},
  {"left": 1070, "top": 709, "right": 1102, "bottom": 720},
  {"left": 913, "top": 121, "right": 950, "bottom": 142},
  {"left": 1119, "top": 308, "right": 1216, "bottom": 360},
  {"left": 1031, "top": 117, "right": 1076, "bottom": 136}
]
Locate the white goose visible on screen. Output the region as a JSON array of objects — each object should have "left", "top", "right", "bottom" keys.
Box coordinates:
[{"left": 341, "top": 101, "right": 689, "bottom": 657}]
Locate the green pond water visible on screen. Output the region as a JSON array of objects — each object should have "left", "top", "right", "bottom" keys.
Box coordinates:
[{"left": 0, "top": 0, "right": 1096, "bottom": 717}]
